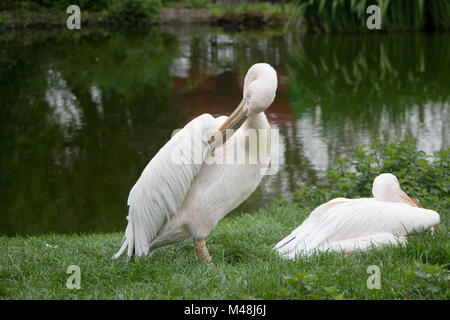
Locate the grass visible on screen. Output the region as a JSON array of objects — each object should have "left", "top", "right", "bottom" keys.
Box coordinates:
[{"left": 1, "top": 202, "right": 448, "bottom": 299}]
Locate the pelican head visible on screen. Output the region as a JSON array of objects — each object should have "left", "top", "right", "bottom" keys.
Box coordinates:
[
  {"left": 372, "top": 173, "right": 421, "bottom": 207},
  {"left": 243, "top": 63, "right": 278, "bottom": 115},
  {"left": 209, "top": 63, "right": 277, "bottom": 146}
]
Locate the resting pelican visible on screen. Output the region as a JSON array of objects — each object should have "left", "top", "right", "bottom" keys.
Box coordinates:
[
  {"left": 114, "top": 63, "right": 277, "bottom": 262},
  {"left": 274, "top": 173, "right": 440, "bottom": 258}
]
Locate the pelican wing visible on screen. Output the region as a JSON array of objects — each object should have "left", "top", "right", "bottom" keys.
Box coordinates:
[
  {"left": 275, "top": 199, "right": 439, "bottom": 258},
  {"left": 273, "top": 197, "right": 356, "bottom": 250},
  {"left": 114, "top": 114, "right": 223, "bottom": 258}
]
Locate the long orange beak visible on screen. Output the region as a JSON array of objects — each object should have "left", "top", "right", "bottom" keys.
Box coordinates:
[
  {"left": 399, "top": 190, "right": 421, "bottom": 208},
  {"left": 208, "top": 98, "right": 248, "bottom": 148}
]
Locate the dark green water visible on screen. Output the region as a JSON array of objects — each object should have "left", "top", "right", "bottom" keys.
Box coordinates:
[{"left": 0, "top": 27, "right": 448, "bottom": 236}]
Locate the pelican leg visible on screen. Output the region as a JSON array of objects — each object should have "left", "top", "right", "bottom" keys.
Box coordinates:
[{"left": 194, "top": 239, "right": 213, "bottom": 263}]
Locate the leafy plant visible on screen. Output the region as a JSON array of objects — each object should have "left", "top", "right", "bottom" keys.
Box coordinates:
[
  {"left": 288, "top": 0, "right": 450, "bottom": 32},
  {"left": 278, "top": 271, "right": 348, "bottom": 299},
  {"left": 0, "top": 0, "right": 109, "bottom": 10},
  {"left": 402, "top": 261, "right": 450, "bottom": 299},
  {"left": 100, "top": 0, "right": 162, "bottom": 23},
  {"left": 279, "top": 272, "right": 317, "bottom": 298}
]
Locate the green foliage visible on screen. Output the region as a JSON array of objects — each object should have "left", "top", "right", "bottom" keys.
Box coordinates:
[
  {"left": 295, "top": 137, "right": 450, "bottom": 212},
  {"left": 402, "top": 261, "right": 450, "bottom": 299},
  {"left": 279, "top": 271, "right": 346, "bottom": 299},
  {"left": 0, "top": 12, "right": 14, "bottom": 24},
  {"left": 0, "top": 1, "right": 162, "bottom": 24},
  {"left": 289, "top": 0, "right": 450, "bottom": 32},
  {"left": 100, "top": 0, "right": 162, "bottom": 23},
  {"left": 3, "top": 0, "right": 450, "bottom": 31},
  {"left": 209, "top": 2, "right": 290, "bottom": 23},
  {"left": 161, "top": 0, "right": 213, "bottom": 9},
  {"left": 0, "top": 0, "right": 109, "bottom": 11}
]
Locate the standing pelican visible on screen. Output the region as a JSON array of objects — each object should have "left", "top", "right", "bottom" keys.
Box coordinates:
[
  {"left": 114, "top": 63, "right": 278, "bottom": 262},
  {"left": 274, "top": 173, "right": 440, "bottom": 258}
]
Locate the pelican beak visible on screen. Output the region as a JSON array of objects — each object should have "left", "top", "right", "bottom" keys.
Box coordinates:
[
  {"left": 399, "top": 189, "right": 421, "bottom": 208},
  {"left": 208, "top": 98, "right": 248, "bottom": 148}
]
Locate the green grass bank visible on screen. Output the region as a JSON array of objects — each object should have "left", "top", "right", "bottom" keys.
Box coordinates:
[{"left": 0, "top": 202, "right": 448, "bottom": 299}]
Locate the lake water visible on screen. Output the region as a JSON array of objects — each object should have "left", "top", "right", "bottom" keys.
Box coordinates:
[{"left": 0, "top": 26, "right": 448, "bottom": 236}]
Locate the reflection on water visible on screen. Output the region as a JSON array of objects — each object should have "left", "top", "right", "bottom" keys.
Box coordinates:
[
  {"left": 45, "top": 69, "right": 83, "bottom": 134},
  {"left": 0, "top": 27, "right": 448, "bottom": 235}
]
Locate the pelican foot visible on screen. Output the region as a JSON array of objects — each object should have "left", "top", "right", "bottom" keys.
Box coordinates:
[{"left": 194, "top": 239, "right": 213, "bottom": 264}]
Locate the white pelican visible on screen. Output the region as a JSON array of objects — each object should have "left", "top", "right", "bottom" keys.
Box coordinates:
[
  {"left": 274, "top": 173, "right": 440, "bottom": 258},
  {"left": 114, "top": 63, "right": 278, "bottom": 262}
]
